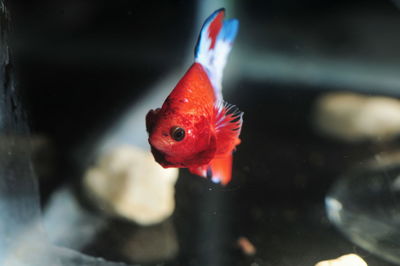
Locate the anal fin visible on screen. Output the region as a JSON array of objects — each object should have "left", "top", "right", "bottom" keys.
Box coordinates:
[
  {"left": 188, "top": 155, "right": 232, "bottom": 185},
  {"left": 208, "top": 155, "right": 233, "bottom": 185},
  {"left": 189, "top": 165, "right": 208, "bottom": 178}
]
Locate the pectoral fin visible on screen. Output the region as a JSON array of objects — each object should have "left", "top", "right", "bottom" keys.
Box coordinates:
[{"left": 214, "top": 100, "right": 243, "bottom": 154}]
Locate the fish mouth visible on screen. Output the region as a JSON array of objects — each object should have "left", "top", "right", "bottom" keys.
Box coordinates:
[
  {"left": 150, "top": 146, "right": 175, "bottom": 168},
  {"left": 148, "top": 136, "right": 172, "bottom": 167}
]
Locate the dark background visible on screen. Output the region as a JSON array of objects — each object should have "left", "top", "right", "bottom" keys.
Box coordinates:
[
  {"left": 6, "top": 0, "right": 400, "bottom": 156},
  {"left": 5, "top": 0, "right": 400, "bottom": 265}
]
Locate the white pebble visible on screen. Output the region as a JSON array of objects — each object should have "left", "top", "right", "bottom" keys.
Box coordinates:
[
  {"left": 83, "top": 146, "right": 178, "bottom": 225},
  {"left": 314, "top": 92, "right": 400, "bottom": 142},
  {"left": 315, "top": 254, "right": 367, "bottom": 266}
]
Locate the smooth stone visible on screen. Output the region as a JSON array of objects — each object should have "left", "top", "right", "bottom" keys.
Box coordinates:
[
  {"left": 83, "top": 146, "right": 179, "bottom": 225},
  {"left": 313, "top": 92, "right": 400, "bottom": 141},
  {"left": 315, "top": 254, "right": 367, "bottom": 266},
  {"left": 120, "top": 220, "right": 178, "bottom": 263}
]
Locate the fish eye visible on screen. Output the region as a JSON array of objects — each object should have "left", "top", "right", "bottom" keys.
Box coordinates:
[{"left": 170, "top": 126, "right": 185, "bottom": 141}]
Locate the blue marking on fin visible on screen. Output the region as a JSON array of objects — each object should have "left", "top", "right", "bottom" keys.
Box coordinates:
[
  {"left": 218, "top": 19, "right": 239, "bottom": 43},
  {"left": 193, "top": 9, "right": 239, "bottom": 96}
]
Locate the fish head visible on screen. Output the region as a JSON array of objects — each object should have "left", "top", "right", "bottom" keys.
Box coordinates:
[{"left": 146, "top": 108, "right": 216, "bottom": 168}]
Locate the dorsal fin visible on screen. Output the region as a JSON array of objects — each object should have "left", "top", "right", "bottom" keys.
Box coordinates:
[{"left": 194, "top": 9, "right": 239, "bottom": 99}]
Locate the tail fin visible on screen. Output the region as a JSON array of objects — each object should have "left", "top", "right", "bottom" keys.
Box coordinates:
[{"left": 194, "top": 8, "right": 239, "bottom": 98}]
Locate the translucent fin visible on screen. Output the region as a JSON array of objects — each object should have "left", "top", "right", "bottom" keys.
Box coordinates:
[{"left": 215, "top": 100, "right": 243, "bottom": 144}]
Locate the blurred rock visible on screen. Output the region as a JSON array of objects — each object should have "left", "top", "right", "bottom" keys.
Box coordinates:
[
  {"left": 82, "top": 218, "right": 179, "bottom": 264},
  {"left": 43, "top": 186, "right": 107, "bottom": 250},
  {"left": 83, "top": 146, "right": 178, "bottom": 225},
  {"left": 120, "top": 219, "right": 178, "bottom": 263},
  {"left": 315, "top": 253, "right": 367, "bottom": 266},
  {"left": 313, "top": 92, "right": 400, "bottom": 142},
  {"left": 237, "top": 236, "right": 256, "bottom": 256}
]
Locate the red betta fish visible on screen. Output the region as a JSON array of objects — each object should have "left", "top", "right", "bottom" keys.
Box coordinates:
[{"left": 146, "top": 8, "right": 242, "bottom": 185}]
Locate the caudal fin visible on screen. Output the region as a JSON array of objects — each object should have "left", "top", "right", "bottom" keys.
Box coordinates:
[{"left": 194, "top": 8, "right": 239, "bottom": 98}]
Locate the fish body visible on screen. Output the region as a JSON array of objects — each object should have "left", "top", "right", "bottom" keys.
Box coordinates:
[{"left": 146, "top": 8, "right": 242, "bottom": 185}]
